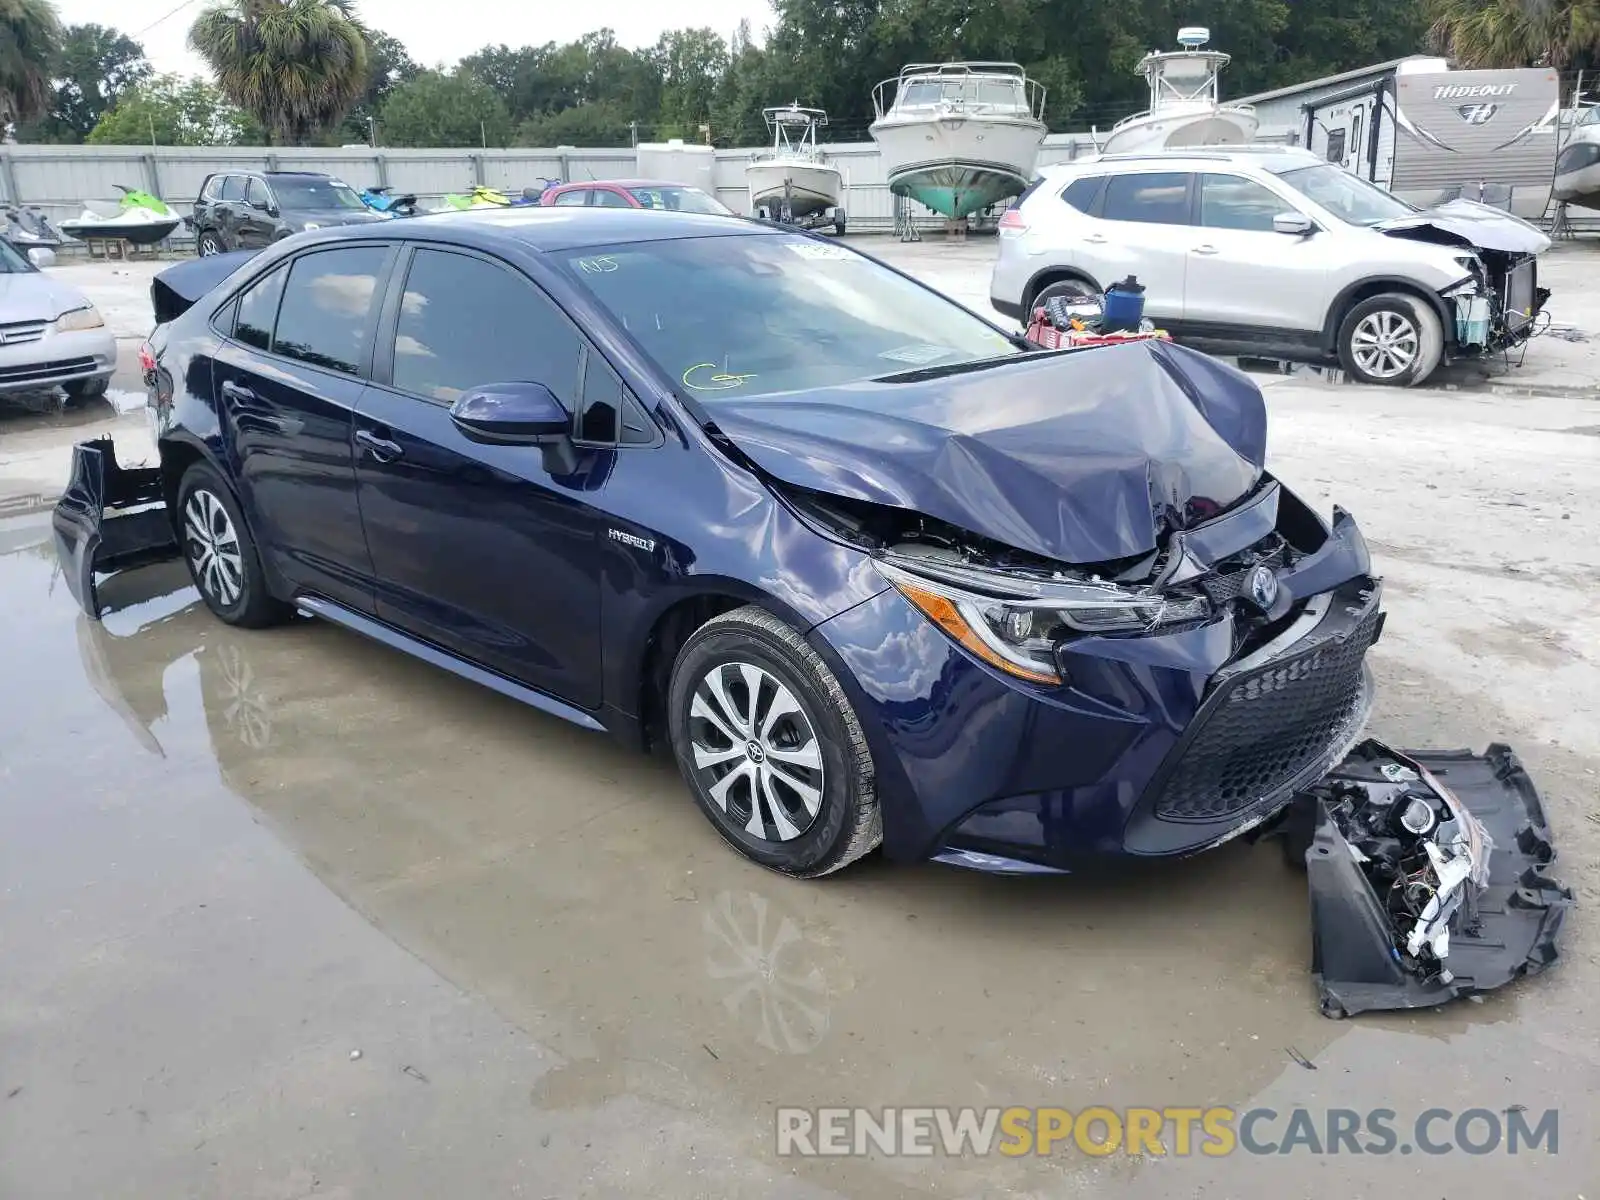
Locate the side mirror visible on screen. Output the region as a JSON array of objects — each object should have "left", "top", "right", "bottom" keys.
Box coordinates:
[
  {"left": 27, "top": 247, "right": 56, "bottom": 269},
  {"left": 450, "top": 381, "right": 576, "bottom": 472},
  {"left": 1273, "top": 212, "right": 1315, "bottom": 236}
]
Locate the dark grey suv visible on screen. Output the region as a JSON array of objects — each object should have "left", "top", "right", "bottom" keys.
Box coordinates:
[{"left": 190, "top": 170, "right": 385, "bottom": 256}]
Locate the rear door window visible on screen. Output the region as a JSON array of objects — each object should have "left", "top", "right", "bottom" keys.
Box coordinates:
[
  {"left": 552, "top": 189, "right": 589, "bottom": 207},
  {"left": 232, "top": 265, "right": 287, "bottom": 351},
  {"left": 389, "top": 247, "right": 582, "bottom": 405},
  {"left": 1100, "top": 172, "right": 1193, "bottom": 225},
  {"left": 1060, "top": 175, "right": 1106, "bottom": 214},
  {"left": 272, "top": 246, "right": 389, "bottom": 376},
  {"left": 220, "top": 176, "right": 245, "bottom": 202},
  {"left": 592, "top": 188, "right": 632, "bottom": 209}
]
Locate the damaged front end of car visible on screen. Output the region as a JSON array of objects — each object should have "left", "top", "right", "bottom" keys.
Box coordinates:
[
  {"left": 1379, "top": 199, "right": 1551, "bottom": 357},
  {"left": 1281, "top": 740, "right": 1571, "bottom": 1017}
]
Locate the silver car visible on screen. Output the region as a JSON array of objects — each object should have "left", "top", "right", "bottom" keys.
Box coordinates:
[
  {"left": 0, "top": 240, "right": 116, "bottom": 399},
  {"left": 990, "top": 147, "right": 1550, "bottom": 387}
]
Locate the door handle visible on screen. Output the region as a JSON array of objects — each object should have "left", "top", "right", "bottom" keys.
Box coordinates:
[
  {"left": 1191, "top": 244, "right": 1219, "bottom": 255},
  {"left": 220, "top": 380, "right": 256, "bottom": 403},
  {"left": 356, "top": 428, "right": 404, "bottom": 463}
]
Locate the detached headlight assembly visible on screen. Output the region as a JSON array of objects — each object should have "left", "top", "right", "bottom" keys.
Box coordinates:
[
  {"left": 54, "top": 306, "right": 104, "bottom": 332},
  {"left": 874, "top": 558, "right": 1211, "bottom": 686}
]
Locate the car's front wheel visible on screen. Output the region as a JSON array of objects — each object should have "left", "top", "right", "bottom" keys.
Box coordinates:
[
  {"left": 176, "top": 462, "right": 288, "bottom": 628},
  {"left": 196, "top": 229, "right": 224, "bottom": 257},
  {"left": 1336, "top": 293, "right": 1444, "bottom": 387},
  {"left": 668, "top": 605, "right": 881, "bottom": 877}
]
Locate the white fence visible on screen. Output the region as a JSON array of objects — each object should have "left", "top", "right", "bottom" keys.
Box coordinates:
[{"left": 0, "top": 132, "right": 1302, "bottom": 240}]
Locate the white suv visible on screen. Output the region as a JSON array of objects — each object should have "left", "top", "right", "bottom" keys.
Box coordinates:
[{"left": 989, "top": 147, "right": 1548, "bottom": 386}]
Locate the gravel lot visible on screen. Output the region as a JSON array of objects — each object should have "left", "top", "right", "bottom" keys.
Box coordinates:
[{"left": 2, "top": 237, "right": 1598, "bottom": 1199}]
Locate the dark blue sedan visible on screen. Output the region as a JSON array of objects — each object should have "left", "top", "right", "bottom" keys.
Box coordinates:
[{"left": 54, "top": 207, "right": 1382, "bottom": 877}]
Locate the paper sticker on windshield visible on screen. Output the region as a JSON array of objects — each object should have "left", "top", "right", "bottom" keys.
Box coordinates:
[
  {"left": 879, "top": 343, "right": 956, "bottom": 366},
  {"left": 786, "top": 242, "right": 856, "bottom": 261}
]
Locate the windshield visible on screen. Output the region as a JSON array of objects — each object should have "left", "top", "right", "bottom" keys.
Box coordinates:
[
  {"left": 556, "top": 233, "right": 1019, "bottom": 399},
  {"left": 0, "top": 239, "right": 34, "bottom": 273},
  {"left": 1273, "top": 163, "right": 1416, "bottom": 225},
  {"left": 270, "top": 177, "right": 366, "bottom": 211},
  {"left": 626, "top": 186, "right": 731, "bottom": 215}
]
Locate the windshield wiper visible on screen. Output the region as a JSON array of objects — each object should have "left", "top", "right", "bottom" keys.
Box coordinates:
[{"left": 871, "top": 341, "right": 1034, "bottom": 384}]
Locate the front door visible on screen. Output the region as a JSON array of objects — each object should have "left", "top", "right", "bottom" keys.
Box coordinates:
[
  {"left": 352, "top": 245, "right": 605, "bottom": 707},
  {"left": 1090, "top": 170, "right": 1196, "bottom": 321},
  {"left": 212, "top": 243, "right": 396, "bottom": 612},
  {"left": 1185, "top": 173, "right": 1336, "bottom": 335}
]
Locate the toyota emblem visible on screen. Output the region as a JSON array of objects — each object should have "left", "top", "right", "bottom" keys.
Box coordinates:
[{"left": 1248, "top": 566, "right": 1279, "bottom": 610}]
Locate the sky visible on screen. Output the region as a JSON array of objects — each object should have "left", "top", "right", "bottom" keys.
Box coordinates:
[{"left": 53, "top": 0, "right": 779, "bottom": 78}]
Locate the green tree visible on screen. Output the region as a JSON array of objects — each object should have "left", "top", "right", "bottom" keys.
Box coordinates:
[
  {"left": 0, "top": 0, "right": 62, "bottom": 129},
  {"left": 1425, "top": 0, "right": 1600, "bottom": 68},
  {"left": 650, "top": 28, "right": 729, "bottom": 137},
  {"left": 516, "top": 101, "right": 633, "bottom": 147},
  {"left": 18, "top": 23, "right": 149, "bottom": 143},
  {"left": 188, "top": 0, "right": 368, "bottom": 145},
  {"left": 341, "top": 25, "right": 416, "bottom": 143},
  {"left": 378, "top": 67, "right": 512, "bottom": 147},
  {"left": 87, "top": 73, "right": 262, "bottom": 145}
]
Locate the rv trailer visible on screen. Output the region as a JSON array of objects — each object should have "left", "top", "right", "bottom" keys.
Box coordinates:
[{"left": 1302, "top": 66, "right": 1560, "bottom": 220}]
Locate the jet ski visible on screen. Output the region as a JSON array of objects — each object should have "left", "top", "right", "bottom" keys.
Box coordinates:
[
  {"left": 59, "top": 185, "right": 182, "bottom": 246},
  {"left": 431, "top": 184, "right": 543, "bottom": 213},
  {"left": 360, "top": 185, "right": 418, "bottom": 217},
  {"left": 3, "top": 204, "right": 65, "bottom": 248}
]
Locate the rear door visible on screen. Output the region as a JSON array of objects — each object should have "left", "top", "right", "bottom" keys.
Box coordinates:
[
  {"left": 352, "top": 245, "right": 608, "bottom": 705},
  {"left": 211, "top": 243, "right": 396, "bottom": 612},
  {"left": 238, "top": 177, "right": 277, "bottom": 248},
  {"left": 213, "top": 175, "right": 246, "bottom": 248},
  {"left": 1090, "top": 170, "right": 1195, "bottom": 320},
  {"left": 1185, "top": 172, "right": 1336, "bottom": 335}
]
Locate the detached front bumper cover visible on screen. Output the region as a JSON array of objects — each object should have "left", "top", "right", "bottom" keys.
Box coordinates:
[
  {"left": 53, "top": 437, "right": 178, "bottom": 619},
  {"left": 1290, "top": 739, "right": 1571, "bottom": 1017}
]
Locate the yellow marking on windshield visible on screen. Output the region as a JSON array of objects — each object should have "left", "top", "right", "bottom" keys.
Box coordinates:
[{"left": 682, "top": 362, "right": 758, "bottom": 391}]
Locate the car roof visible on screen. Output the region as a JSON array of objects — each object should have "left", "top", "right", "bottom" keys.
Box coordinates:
[
  {"left": 205, "top": 170, "right": 331, "bottom": 179},
  {"left": 1041, "top": 146, "right": 1321, "bottom": 175},
  {"left": 553, "top": 179, "right": 705, "bottom": 189},
  {"left": 306, "top": 206, "right": 773, "bottom": 252}
]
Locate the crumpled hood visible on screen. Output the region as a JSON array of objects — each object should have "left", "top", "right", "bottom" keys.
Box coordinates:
[
  {"left": 1375, "top": 198, "right": 1550, "bottom": 255},
  {"left": 709, "top": 340, "right": 1267, "bottom": 565}
]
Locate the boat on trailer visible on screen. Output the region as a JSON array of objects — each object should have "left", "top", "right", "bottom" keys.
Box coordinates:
[
  {"left": 746, "top": 105, "right": 846, "bottom": 232},
  {"left": 870, "top": 62, "right": 1047, "bottom": 221},
  {"left": 1095, "top": 28, "right": 1257, "bottom": 155}
]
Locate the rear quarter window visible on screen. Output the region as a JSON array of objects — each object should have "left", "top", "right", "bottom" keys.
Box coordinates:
[{"left": 1060, "top": 175, "right": 1106, "bottom": 214}]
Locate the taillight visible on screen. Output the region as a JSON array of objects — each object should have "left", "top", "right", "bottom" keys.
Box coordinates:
[
  {"left": 137, "top": 342, "right": 156, "bottom": 375},
  {"left": 998, "top": 208, "right": 1028, "bottom": 234}
]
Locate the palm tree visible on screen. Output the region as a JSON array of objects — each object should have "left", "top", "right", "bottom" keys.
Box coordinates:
[
  {"left": 0, "top": 0, "right": 62, "bottom": 130},
  {"left": 1425, "top": 0, "right": 1600, "bottom": 68},
  {"left": 189, "top": 0, "right": 367, "bottom": 145}
]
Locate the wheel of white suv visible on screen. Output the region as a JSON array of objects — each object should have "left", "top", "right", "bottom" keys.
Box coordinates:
[
  {"left": 667, "top": 605, "right": 881, "bottom": 878},
  {"left": 1029, "top": 277, "right": 1102, "bottom": 317},
  {"left": 1336, "top": 293, "right": 1444, "bottom": 387}
]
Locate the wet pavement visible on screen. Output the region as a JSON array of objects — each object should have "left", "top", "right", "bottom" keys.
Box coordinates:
[{"left": 2, "top": 482, "right": 1598, "bottom": 1198}]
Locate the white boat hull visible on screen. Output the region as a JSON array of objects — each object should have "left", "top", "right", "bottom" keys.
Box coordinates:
[
  {"left": 745, "top": 159, "right": 843, "bottom": 219},
  {"left": 1099, "top": 107, "right": 1258, "bottom": 155},
  {"left": 870, "top": 114, "right": 1045, "bottom": 218},
  {"left": 1553, "top": 133, "right": 1600, "bottom": 208}
]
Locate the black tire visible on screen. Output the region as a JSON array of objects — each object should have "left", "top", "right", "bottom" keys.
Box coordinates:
[
  {"left": 63, "top": 375, "right": 109, "bottom": 402},
  {"left": 1336, "top": 292, "right": 1444, "bottom": 387},
  {"left": 1027, "top": 276, "right": 1101, "bottom": 318},
  {"left": 196, "top": 229, "right": 224, "bottom": 257},
  {"left": 175, "top": 462, "right": 289, "bottom": 628},
  {"left": 833, "top": 218, "right": 847, "bottom": 236},
  {"left": 668, "top": 605, "right": 881, "bottom": 878}
]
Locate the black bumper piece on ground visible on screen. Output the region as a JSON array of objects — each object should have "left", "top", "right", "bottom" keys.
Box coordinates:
[
  {"left": 1291, "top": 740, "right": 1571, "bottom": 1018},
  {"left": 52, "top": 437, "right": 177, "bottom": 620}
]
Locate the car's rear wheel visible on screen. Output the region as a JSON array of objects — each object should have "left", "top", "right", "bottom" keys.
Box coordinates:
[
  {"left": 197, "top": 230, "right": 223, "bottom": 257},
  {"left": 1337, "top": 293, "right": 1444, "bottom": 387},
  {"left": 668, "top": 606, "right": 881, "bottom": 878},
  {"left": 176, "top": 462, "right": 288, "bottom": 628},
  {"left": 1027, "top": 276, "right": 1102, "bottom": 319},
  {"left": 63, "top": 376, "right": 109, "bottom": 403}
]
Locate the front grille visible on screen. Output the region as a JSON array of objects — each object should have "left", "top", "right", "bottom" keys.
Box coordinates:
[
  {"left": 1148, "top": 604, "right": 1380, "bottom": 822},
  {"left": 0, "top": 356, "right": 96, "bottom": 385},
  {"left": 0, "top": 319, "right": 47, "bottom": 346}
]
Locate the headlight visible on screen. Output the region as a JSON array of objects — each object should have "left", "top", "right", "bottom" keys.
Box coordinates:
[
  {"left": 875, "top": 558, "right": 1212, "bottom": 685},
  {"left": 1444, "top": 254, "right": 1484, "bottom": 297},
  {"left": 54, "top": 306, "right": 104, "bottom": 332},
  {"left": 302, "top": 221, "right": 321, "bottom": 231}
]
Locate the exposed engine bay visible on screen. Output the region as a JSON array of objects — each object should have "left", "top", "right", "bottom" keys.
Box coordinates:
[{"left": 1279, "top": 740, "right": 1571, "bottom": 1017}]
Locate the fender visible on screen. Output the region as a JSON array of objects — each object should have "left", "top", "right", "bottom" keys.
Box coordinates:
[{"left": 1321, "top": 277, "right": 1455, "bottom": 353}]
